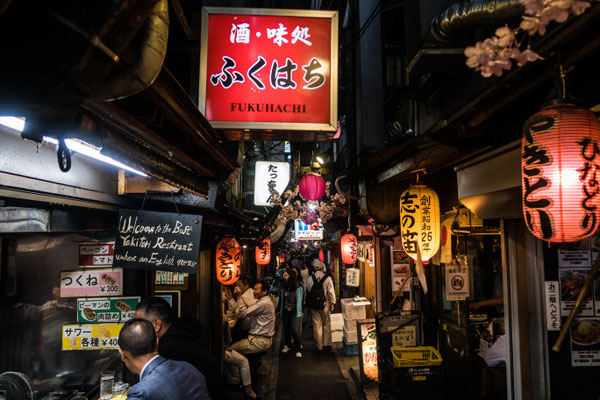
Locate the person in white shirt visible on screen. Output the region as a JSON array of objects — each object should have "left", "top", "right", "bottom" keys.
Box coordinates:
[
  {"left": 224, "top": 280, "right": 275, "bottom": 399},
  {"left": 234, "top": 276, "right": 258, "bottom": 333},
  {"left": 305, "top": 259, "right": 336, "bottom": 351}
]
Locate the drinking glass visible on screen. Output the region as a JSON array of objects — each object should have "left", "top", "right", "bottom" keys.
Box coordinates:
[
  {"left": 112, "top": 363, "right": 126, "bottom": 394},
  {"left": 100, "top": 371, "right": 114, "bottom": 400}
]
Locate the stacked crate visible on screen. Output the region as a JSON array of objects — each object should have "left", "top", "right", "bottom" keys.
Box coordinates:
[
  {"left": 341, "top": 297, "right": 370, "bottom": 355},
  {"left": 330, "top": 313, "right": 343, "bottom": 342}
]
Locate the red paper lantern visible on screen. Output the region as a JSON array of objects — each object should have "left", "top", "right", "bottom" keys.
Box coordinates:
[
  {"left": 216, "top": 237, "right": 241, "bottom": 284},
  {"left": 522, "top": 103, "right": 600, "bottom": 242},
  {"left": 299, "top": 173, "right": 326, "bottom": 200},
  {"left": 318, "top": 249, "right": 325, "bottom": 262},
  {"left": 255, "top": 239, "right": 271, "bottom": 265},
  {"left": 341, "top": 233, "right": 358, "bottom": 264}
]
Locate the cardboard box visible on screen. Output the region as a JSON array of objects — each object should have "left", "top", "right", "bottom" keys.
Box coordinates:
[
  {"left": 330, "top": 313, "right": 344, "bottom": 330},
  {"left": 341, "top": 297, "right": 369, "bottom": 320},
  {"left": 343, "top": 317, "right": 358, "bottom": 332},
  {"left": 343, "top": 326, "right": 357, "bottom": 343},
  {"left": 332, "top": 329, "right": 343, "bottom": 343}
]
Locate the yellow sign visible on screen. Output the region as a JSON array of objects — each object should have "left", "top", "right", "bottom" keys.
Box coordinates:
[{"left": 62, "top": 324, "right": 123, "bottom": 350}]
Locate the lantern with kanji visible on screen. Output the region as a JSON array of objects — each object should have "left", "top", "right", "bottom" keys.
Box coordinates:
[
  {"left": 522, "top": 103, "right": 600, "bottom": 242},
  {"left": 399, "top": 184, "right": 440, "bottom": 263},
  {"left": 341, "top": 233, "right": 358, "bottom": 264},
  {"left": 255, "top": 239, "right": 271, "bottom": 265},
  {"left": 299, "top": 173, "right": 326, "bottom": 200},
  {"left": 216, "top": 237, "right": 241, "bottom": 285}
]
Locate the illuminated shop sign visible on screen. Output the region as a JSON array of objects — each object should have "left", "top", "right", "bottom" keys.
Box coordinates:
[
  {"left": 254, "top": 160, "right": 290, "bottom": 206},
  {"left": 199, "top": 7, "right": 338, "bottom": 131}
]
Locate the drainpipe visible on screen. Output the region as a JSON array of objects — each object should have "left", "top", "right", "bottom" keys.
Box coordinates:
[
  {"left": 94, "top": 0, "right": 169, "bottom": 101},
  {"left": 430, "top": 0, "right": 523, "bottom": 43}
]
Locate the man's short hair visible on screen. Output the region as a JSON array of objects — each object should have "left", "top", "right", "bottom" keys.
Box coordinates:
[
  {"left": 238, "top": 276, "right": 251, "bottom": 288},
  {"left": 135, "top": 297, "right": 174, "bottom": 325},
  {"left": 256, "top": 280, "right": 269, "bottom": 293},
  {"left": 118, "top": 318, "right": 157, "bottom": 357}
]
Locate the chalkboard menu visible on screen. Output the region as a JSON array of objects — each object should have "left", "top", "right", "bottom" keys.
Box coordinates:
[{"left": 113, "top": 210, "right": 202, "bottom": 273}]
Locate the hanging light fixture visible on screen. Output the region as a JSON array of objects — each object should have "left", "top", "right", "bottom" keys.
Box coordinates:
[
  {"left": 522, "top": 103, "right": 600, "bottom": 242},
  {"left": 255, "top": 238, "right": 271, "bottom": 265},
  {"left": 298, "top": 173, "right": 326, "bottom": 201},
  {"left": 216, "top": 237, "right": 241, "bottom": 285},
  {"left": 399, "top": 183, "right": 441, "bottom": 263},
  {"left": 341, "top": 233, "right": 358, "bottom": 265}
]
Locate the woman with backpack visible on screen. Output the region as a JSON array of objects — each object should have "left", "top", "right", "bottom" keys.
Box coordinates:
[
  {"left": 305, "top": 259, "right": 336, "bottom": 352},
  {"left": 280, "top": 268, "right": 304, "bottom": 358}
]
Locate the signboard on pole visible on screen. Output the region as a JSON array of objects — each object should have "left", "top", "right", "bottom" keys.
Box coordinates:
[
  {"left": 113, "top": 210, "right": 202, "bottom": 273},
  {"left": 60, "top": 268, "right": 123, "bottom": 298},
  {"left": 445, "top": 263, "right": 469, "bottom": 301},
  {"left": 76, "top": 297, "right": 140, "bottom": 323},
  {"left": 199, "top": 7, "right": 339, "bottom": 135},
  {"left": 254, "top": 161, "right": 290, "bottom": 206}
]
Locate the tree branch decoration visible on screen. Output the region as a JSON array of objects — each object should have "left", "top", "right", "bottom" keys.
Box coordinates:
[
  {"left": 268, "top": 181, "right": 347, "bottom": 224},
  {"left": 464, "top": 0, "right": 596, "bottom": 77}
]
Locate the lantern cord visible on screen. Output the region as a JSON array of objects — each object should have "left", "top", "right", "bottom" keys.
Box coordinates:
[{"left": 557, "top": 63, "right": 566, "bottom": 101}]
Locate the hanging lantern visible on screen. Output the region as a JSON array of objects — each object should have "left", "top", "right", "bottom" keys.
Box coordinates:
[
  {"left": 216, "top": 237, "right": 241, "bottom": 285},
  {"left": 255, "top": 239, "right": 271, "bottom": 265},
  {"left": 341, "top": 233, "right": 358, "bottom": 264},
  {"left": 298, "top": 173, "right": 326, "bottom": 200},
  {"left": 522, "top": 103, "right": 600, "bottom": 242},
  {"left": 399, "top": 184, "right": 440, "bottom": 263},
  {"left": 318, "top": 249, "right": 325, "bottom": 262}
]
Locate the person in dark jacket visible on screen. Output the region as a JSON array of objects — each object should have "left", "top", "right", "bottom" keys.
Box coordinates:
[{"left": 134, "top": 297, "right": 225, "bottom": 400}]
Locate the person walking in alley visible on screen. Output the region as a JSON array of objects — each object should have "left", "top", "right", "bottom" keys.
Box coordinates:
[
  {"left": 306, "top": 259, "right": 336, "bottom": 351},
  {"left": 225, "top": 280, "right": 275, "bottom": 399},
  {"left": 280, "top": 269, "right": 304, "bottom": 358}
]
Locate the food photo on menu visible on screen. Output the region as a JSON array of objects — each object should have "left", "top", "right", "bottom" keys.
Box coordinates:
[
  {"left": 560, "top": 269, "right": 592, "bottom": 302},
  {"left": 571, "top": 319, "right": 600, "bottom": 351}
]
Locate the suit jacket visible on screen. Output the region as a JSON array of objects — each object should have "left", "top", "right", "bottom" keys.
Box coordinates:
[
  {"left": 158, "top": 323, "right": 225, "bottom": 400},
  {"left": 126, "top": 355, "right": 210, "bottom": 400}
]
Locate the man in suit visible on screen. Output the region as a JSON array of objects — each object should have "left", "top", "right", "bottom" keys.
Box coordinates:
[
  {"left": 118, "top": 318, "right": 210, "bottom": 400},
  {"left": 134, "top": 297, "right": 225, "bottom": 399}
]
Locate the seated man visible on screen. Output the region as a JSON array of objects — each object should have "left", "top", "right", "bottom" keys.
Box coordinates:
[
  {"left": 134, "top": 297, "right": 224, "bottom": 400},
  {"left": 118, "top": 318, "right": 210, "bottom": 400},
  {"left": 232, "top": 276, "right": 257, "bottom": 341},
  {"left": 225, "top": 280, "right": 275, "bottom": 399}
]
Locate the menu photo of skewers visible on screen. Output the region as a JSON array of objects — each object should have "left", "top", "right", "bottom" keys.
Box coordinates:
[{"left": 559, "top": 268, "right": 595, "bottom": 317}]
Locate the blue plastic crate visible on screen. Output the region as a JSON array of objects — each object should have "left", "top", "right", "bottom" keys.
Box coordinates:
[{"left": 343, "top": 337, "right": 359, "bottom": 356}]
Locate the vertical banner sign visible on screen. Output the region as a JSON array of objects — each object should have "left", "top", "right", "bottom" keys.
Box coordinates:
[
  {"left": 199, "top": 7, "right": 338, "bottom": 132},
  {"left": 358, "top": 320, "right": 378, "bottom": 383},
  {"left": 113, "top": 210, "right": 203, "bottom": 274},
  {"left": 60, "top": 268, "right": 123, "bottom": 298},
  {"left": 545, "top": 281, "right": 561, "bottom": 331},
  {"left": 254, "top": 161, "right": 290, "bottom": 206},
  {"left": 79, "top": 242, "right": 115, "bottom": 267}
]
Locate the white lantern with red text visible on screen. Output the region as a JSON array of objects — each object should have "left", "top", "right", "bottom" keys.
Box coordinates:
[
  {"left": 341, "top": 233, "right": 358, "bottom": 264},
  {"left": 522, "top": 103, "right": 600, "bottom": 242},
  {"left": 399, "top": 184, "right": 440, "bottom": 263},
  {"left": 255, "top": 239, "right": 271, "bottom": 265},
  {"left": 216, "top": 237, "right": 241, "bottom": 285}
]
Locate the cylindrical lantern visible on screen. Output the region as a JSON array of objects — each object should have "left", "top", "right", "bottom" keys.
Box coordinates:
[
  {"left": 399, "top": 184, "right": 441, "bottom": 263},
  {"left": 341, "top": 233, "right": 358, "bottom": 264},
  {"left": 255, "top": 239, "right": 271, "bottom": 265},
  {"left": 298, "top": 173, "right": 326, "bottom": 200},
  {"left": 318, "top": 249, "right": 325, "bottom": 262},
  {"left": 522, "top": 104, "right": 600, "bottom": 242},
  {"left": 216, "top": 237, "right": 241, "bottom": 285}
]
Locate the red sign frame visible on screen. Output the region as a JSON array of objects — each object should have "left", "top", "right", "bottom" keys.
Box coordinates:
[{"left": 199, "top": 7, "right": 338, "bottom": 133}]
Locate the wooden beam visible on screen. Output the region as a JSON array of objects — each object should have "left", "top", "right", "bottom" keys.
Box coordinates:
[{"left": 118, "top": 170, "right": 180, "bottom": 194}]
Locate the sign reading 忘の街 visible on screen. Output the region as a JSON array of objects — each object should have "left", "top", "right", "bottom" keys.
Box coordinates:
[
  {"left": 113, "top": 210, "right": 202, "bottom": 274},
  {"left": 199, "top": 7, "right": 338, "bottom": 134}
]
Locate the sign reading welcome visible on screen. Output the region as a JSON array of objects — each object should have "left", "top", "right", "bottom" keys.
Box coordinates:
[{"left": 113, "top": 210, "right": 202, "bottom": 273}]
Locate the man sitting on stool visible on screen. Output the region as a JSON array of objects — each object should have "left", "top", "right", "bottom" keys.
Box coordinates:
[
  {"left": 118, "top": 318, "right": 210, "bottom": 400},
  {"left": 225, "top": 280, "right": 275, "bottom": 399}
]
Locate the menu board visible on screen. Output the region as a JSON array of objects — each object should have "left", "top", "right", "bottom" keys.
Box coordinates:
[
  {"left": 60, "top": 268, "right": 123, "bottom": 298},
  {"left": 571, "top": 318, "right": 600, "bottom": 367},
  {"left": 391, "top": 248, "right": 410, "bottom": 295},
  {"left": 79, "top": 242, "right": 115, "bottom": 267},
  {"left": 62, "top": 324, "right": 123, "bottom": 350},
  {"left": 357, "top": 319, "right": 378, "bottom": 383},
  {"left": 113, "top": 210, "right": 203, "bottom": 273},
  {"left": 559, "top": 268, "right": 595, "bottom": 317},
  {"left": 76, "top": 297, "right": 140, "bottom": 323}
]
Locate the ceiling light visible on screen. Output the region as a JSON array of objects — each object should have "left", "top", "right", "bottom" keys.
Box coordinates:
[
  {"left": 0, "top": 117, "right": 25, "bottom": 132},
  {"left": 316, "top": 156, "right": 324, "bottom": 164}
]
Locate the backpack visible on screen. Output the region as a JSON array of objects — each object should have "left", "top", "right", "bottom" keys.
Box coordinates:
[{"left": 306, "top": 274, "right": 327, "bottom": 310}]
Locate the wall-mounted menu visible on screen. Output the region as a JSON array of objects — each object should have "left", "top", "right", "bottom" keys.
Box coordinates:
[
  {"left": 113, "top": 210, "right": 202, "bottom": 273},
  {"left": 60, "top": 268, "right": 123, "bottom": 298},
  {"left": 77, "top": 297, "right": 140, "bottom": 323},
  {"left": 62, "top": 324, "right": 123, "bottom": 350}
]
